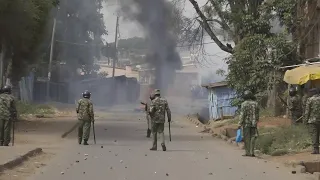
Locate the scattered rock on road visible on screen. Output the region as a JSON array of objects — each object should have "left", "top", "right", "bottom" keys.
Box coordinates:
[
  {"left": 101, "top": 146, "right": 104, "bottom": 148},
  {"left": 61, "top": 172, "right": 64, "bottom": 175}
]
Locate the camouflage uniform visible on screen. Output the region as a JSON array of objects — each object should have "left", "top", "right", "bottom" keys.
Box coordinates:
[
  {"left": 76, "top": 98, "right": 94, "bottom": 145},
  {"left": 288, "top": 95, "right": 302, "bottom": 124},
  {"left": 149, "top": 89, "right": 171, "bottom": 151},
  {"left": 0, "top": 93, "right": 17, "bottom": 146},
  {"left": 238, "top": 98, "right": 259, "bottom": 157},
  {"left": 304, "top": 90, "right": 320, "bottom": 154}
]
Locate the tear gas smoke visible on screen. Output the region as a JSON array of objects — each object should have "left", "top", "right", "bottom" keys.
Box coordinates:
[{"left": 119, "top": 0, "right": 182, "bottom": 95}]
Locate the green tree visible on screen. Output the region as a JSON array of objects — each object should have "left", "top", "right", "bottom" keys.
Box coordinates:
[
  {"left": 188, "top": 0, "right": 301, "bottom": 108},
  {"left": 0, "top": 0, "right": 59, "bottom": 83},
  {"left": 39, "top": 0, "right": 106, "bottom": 81}
]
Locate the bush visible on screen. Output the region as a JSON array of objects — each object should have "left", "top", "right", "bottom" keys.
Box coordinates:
[
  {"left": 256, "top": 125, "right": 311, "bottom": 155},
  {"left": 17, "top": 101, "right": 56, "bottom": 116}
]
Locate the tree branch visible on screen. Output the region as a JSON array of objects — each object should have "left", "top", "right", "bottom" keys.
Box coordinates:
[
  {"left": 188, "top": 0, "right": 233, "bottom": 54},
  {"left": 208, "top": 0, "right": 232, "bottom": 31}
]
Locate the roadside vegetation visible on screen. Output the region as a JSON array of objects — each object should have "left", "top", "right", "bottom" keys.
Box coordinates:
[
  {"left": 204, "top": 107, "right": 311, "bottom": 156},
  {"left": 17, "top": 101, "right": 56, "bottom": 117}
]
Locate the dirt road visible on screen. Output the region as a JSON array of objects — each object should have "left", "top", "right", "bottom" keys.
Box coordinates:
[{"left": 0, "top": 107, "right": 306, "bottom": 180}]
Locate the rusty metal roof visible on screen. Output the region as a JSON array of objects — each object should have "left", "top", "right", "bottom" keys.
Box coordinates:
[{"left": 201, "top": 81, "right": 228, "bottom": 88}]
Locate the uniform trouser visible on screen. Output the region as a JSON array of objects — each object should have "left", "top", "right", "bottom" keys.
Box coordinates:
[
  {"left": 146, "top": 114, "right": 152, "bottom": 129},
  {"left": 152, "top": 123, "right": 165, "bottom": 148},
  {"left": 243, "top": 127, "right": 258, "bottom": 155},
  {"left": 309, "top": 123, "right": 320, "bottom": 149},
  {"left": 0, "top": 119, "right": 12, "bottom": 145},
  {"left": 78, "top": 120, "right": 91, "bottom": 142}
]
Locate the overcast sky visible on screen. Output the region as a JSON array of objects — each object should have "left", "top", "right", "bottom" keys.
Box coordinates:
[{"left": 101, "top": 0, "right": 229, "bottom": 82}]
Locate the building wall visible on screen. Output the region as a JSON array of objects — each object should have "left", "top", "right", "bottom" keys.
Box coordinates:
[
  {"left": 98, "top": 65, "right": 139, "bottom": 79},
  {"left": 208, "top": 86, "right": 237, "bottom": 120}
]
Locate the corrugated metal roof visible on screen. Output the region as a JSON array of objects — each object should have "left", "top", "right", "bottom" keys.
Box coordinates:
[{"left": 202, "top": 81, "right": 228, "bottom": 88}]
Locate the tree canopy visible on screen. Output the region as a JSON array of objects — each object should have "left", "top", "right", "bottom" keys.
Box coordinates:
[
  {"left": 188, "top": 0, "right": 303, "bottom": 106},
  {"left": 0, "top": 0, "right": 59, "bottom": 83}
]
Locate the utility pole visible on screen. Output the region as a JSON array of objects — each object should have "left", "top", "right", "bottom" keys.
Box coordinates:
[
  {"left": 0, "top": 42, "right": 5, "bottom": 88},
  {"left": 46, "top": 18, "right": 57, "bottom": 101},
  {"left": 112, "top": 16, "right": 119, "bottom": 78}
]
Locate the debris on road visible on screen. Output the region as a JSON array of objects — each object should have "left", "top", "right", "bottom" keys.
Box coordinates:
[
  {"left": 76, "top": 160, "right": 79, "bottom": 163},
  {"left": 84, "top": 154, "right": 89, "bottom": 156},
  {"left": 120, "top": 160, "right": 123, "bottom": 163},
  {"left": 166, "top": 173, "right": 169, "bottom": 176},
  {"left": 84, "top": 157, "right": 87, "bottom": 160},
  {"left": 101, "top": 146, "right": 104, "bottom": 148},
  {"left": 61, "top": 172, "right": 64, "bottom": 175}
]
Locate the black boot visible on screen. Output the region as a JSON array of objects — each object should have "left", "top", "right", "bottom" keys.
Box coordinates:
[
  {"left": 147, "top": 129, "right": 151, "bottom": 138},
  {"left": 161, "top": 143, "right": 166, "bottom": 151},
  {"left": 150, "top": 146, "right": 157, "bottom": 151},
  {"left": 311, "top": 147, "right": 319, "bottom": 154},
  {"left": 83, "top": 140, "right": 89, "bottom": 145}
]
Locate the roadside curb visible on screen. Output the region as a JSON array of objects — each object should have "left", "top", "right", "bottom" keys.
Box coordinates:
[
  {"left": 0, "top": 148, "right": 43, "bottom": 172},
  {"left": 186, "top": 114, "right": 241, "bottom": 146}
]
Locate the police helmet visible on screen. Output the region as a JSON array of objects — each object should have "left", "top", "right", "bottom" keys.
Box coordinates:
[
  {"left": 289, "top": 87, "right": 297, "bottom": 97},
  {"left": 2, "top": 85, "right": 12, "bottom": 94},
  {"left": 82, "top": 90, "right": 91, "bottom": 98},
  {"left": 154, "top": 89, "right": 160, "bottom": 96},
  {"left": 243, "top": 90, "right": 253, "bottom": 100}
]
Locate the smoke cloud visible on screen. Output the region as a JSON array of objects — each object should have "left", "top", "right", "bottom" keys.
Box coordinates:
[{"left": 119, "top": 0, "right": 182, "bottom": 94}]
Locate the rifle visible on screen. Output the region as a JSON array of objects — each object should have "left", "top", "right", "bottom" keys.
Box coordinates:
[
  {"left": 140, "top": 101, "right": 146, "bottom": 106},
  {"left": 140, "top": 101, "right": 147, "bottom": 111},
  {"left": 92, "top": 121, "right": 96, "bottom": 144},
  {"left": 278, "top": 94, "right": 288, "bottom": 107},
  {"left": 169, "top": 121, "right": 171, "bottom": 142}
]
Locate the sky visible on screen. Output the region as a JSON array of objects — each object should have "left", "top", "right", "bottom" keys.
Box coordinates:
[{"left": 101, "top": 0, "right": 230, "bottom": 84}]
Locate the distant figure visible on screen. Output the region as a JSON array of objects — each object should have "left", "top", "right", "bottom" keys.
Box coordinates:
[
  {"left": 149, "top": 89, "right": 171, "bottom": 151},
  {"left": 238, "top": 90, "right": 259, "bottom": 157},
  {"left": 76, "top": 90, "right": 94, "bottom": 145},
  {"left": 0, "top": 85, "right": 17, "bottom": 146},
  {"left": 304, "top": 88, "right": 320, "bottom": 154},
  {"left": 288, "top": 87, "right": 302, "bottom": 125}
]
